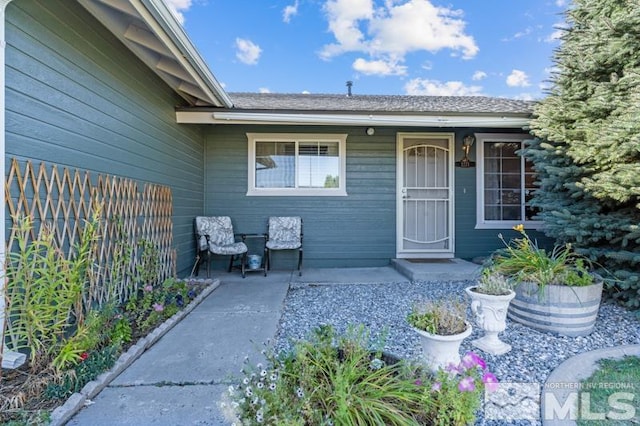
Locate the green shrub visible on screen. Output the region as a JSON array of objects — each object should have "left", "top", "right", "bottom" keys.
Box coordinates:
[{"left": 231, "top": 325, "right": 497, "bottom": 425}]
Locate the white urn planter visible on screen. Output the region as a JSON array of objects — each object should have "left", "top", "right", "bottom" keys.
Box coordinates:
[
  {"left": 465, "top": 287, "right": 515, "bottom": 355},
  {"left": 413, "top": 323, "right": 472, "bottom": 372}
]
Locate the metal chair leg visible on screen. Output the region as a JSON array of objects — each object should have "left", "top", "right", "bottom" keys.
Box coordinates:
[
  {"left": 228, "top": 255, "right": 234, "bottom": 273},
  {"left": 298, "top": 249, "right": 303, "bottom": 276}
]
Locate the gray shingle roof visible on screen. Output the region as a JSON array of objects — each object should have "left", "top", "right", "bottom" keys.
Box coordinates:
[{"left": 228, "top": 92, "right": 534, "bottom": 115}]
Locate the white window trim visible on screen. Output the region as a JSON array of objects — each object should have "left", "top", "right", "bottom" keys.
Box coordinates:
[
  {"left": 247, "top": 133, "right": 348, "bottom": 196},
  {"left": 475, "top": 133, "right": 543, "bottom": 230}
]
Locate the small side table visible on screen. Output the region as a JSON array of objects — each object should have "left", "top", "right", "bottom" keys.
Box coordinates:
[{"left": 242, "top": 233, "right": 267, "bottom": 276}]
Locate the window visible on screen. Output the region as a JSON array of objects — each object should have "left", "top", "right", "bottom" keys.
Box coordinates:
[
  {"left": 247, "top": 133, "right": 347, "bottom": 196},
  {"left": 475, "top": 133, "right": 541, "bottom": 229}
]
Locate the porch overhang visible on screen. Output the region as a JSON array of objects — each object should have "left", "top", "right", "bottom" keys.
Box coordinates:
[{"left": 175, "top": 111, "right": 530, "bottom": 128}]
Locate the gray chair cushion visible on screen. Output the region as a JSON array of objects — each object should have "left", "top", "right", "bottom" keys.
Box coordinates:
[
  {"left": 268, "top": 217, "right": 302, "bottom": 248},
  {"left": 195, "top": 216, "right": 246, "bottom": 254},
  {"left": 210, "top": 241, "right": 248, "bottom": 255}
]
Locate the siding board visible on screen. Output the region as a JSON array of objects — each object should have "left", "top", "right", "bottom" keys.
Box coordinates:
[{"left": 6, "top": 1, "right": 206, "bottom": 275}]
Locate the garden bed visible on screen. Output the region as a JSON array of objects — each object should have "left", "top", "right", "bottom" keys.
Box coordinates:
[{"left": 0, "top": 278, "right": 216, "bottom": 426}]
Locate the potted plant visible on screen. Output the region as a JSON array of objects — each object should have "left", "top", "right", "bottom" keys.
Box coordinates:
[
  {"left": 407, "top": 298, "right": 472, "bottom": 372},
  {"left": 489, "top": 225, "right": 603, "bottom": 337},
  {"left": 465, "top": 270, "right": 515, "bottom": 355}
]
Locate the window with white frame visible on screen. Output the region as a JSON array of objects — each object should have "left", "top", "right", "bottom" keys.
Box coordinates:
[
  {"left": 475, "top": 133, "right": 541, "bottom": 229},
  {"left": 247, "top": 133, "right": 348, "bottom": 196}
]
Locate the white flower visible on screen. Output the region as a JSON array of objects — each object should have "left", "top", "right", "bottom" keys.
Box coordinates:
[
  {"left": 296, "top": 387, "right": 305, "bottom": 398},
  {"left": 269, "top": 383, "right": 276, "bottom": 391},
  {"left": 227, "top": 385, "right": 235, "bottom": 395},
  {"left": 256, "top": 363, "right": 263, "bottom": 369},
  {"left": 252, "top": 397, "right": 259, "bottom": 405},
  {"left": 270, "top": 374, "right": 277, "bottom": 382},
  {"left": 260, "top": 369, "right": 268, "bottom": 377},
  {"left": 257, "top": 382, "right": 264, "bottom": 389},
  {"left": 245, "top": 387, "right": 253, "bottom": 397},
  {"left": 242, "top": 377, "right": 250, "bottom": 385}
]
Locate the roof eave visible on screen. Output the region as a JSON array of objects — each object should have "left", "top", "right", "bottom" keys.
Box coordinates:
[
  {"left": 78, "top": 0, "right": 233, "bottom": 108},
  {"left": 176, "top": 110, "right": 531, "bottom": 128}
]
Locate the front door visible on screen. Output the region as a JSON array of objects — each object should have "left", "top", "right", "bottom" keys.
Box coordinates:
[{"left": 397, "top": 133, "right": 454, "bottom": 258}]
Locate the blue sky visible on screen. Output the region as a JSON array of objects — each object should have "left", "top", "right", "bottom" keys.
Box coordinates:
[{"left": 167, "top": 0, "right": 568, "bottom": 99}]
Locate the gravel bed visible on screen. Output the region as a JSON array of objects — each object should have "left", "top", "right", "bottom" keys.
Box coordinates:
[{"left": 275, "top": 280, "right": 640, "bottom": 425}]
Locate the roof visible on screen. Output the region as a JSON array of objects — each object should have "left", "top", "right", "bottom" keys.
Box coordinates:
[
  {"left": 176, "top": 92, "right": 534, "bottom": 128},
  {"left": 78, "top": 0, "right": 232, "bottom": 107},
  {"left": 227, "top": 92, "right": 535, "bottom": 116}
]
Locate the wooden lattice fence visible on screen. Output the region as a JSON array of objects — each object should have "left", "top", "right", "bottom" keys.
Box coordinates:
[{"left": 5, "top": 158, "right": 175, "bottom": 310}]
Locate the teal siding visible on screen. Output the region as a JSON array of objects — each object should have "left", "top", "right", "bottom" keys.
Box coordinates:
[
  {"left": 5, "top": 1, "right": 206, "bottom": 275},
  {"left": 205, "top": 125, "right": 397, "bottom": 268},
  {"left": 205, "top": 125, "right": 548, "bottom": 268}
]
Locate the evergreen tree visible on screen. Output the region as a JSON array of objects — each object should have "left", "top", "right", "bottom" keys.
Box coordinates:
[{"left": 526, "top": 0, "right": 640, "bottom": 308}]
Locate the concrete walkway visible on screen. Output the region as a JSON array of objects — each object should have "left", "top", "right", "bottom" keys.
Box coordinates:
[
  {"left": 66, "top": 267, "right": 410, "bottom": 425},
  {"left": 68, "top": 271, "right": 292, "bottom": 425}
]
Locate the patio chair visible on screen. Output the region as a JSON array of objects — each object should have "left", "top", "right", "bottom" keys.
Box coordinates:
[
  {"left": 194, "top": 216, "right": 248, "bottom": 278},
  {"left": 265, "top": 216, "right": 303, "bottom": 276}
]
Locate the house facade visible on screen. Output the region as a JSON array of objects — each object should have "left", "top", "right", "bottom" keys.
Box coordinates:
[
  {"left": 181, "top": 94, "right": 539, "bottom": 268},
  {"left": 2, "top": 0, "right": 543, "bottom": 275}
]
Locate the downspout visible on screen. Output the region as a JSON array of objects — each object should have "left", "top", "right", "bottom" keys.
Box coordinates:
[{"left": 1, "top": 0, "right": 25, "bottom": 369}]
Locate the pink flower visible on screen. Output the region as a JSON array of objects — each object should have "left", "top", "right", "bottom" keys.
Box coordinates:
[
  {"left": 414, "top": 379, "right": 423, "bottom": 386},
  {"left": 153, "top": 303, "right": 164, "bottom": 312},
  {"left": 79, "top": 352, "right": 89, "bottom": 361},
  {"left": 482, "top": 372, "right": 500, "bottom": 392},
  {"left": 431, "top": 381, "right": 441, "bottom": 392},
  {"left": 458, "top": 376, "right": 475, "bottom": 392},
  {"left": 445, "top": 363, "right": 463, "bottom": 375},
  {"left": 461, "top": 352, "right": 486, "bottom": 370},
  {"left": 144, "top": 285, "right": 153, "bottom": 292}
]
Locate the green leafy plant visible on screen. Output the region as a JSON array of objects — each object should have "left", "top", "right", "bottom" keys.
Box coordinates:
[
  {"left": 472, "top": 269, "right": 515, "bottom": 296},
  {"left": 417, "top": 352, "right": 499, "bottom": 426},
  {"left": 489, "top": 225, "right": 595, "bottom": 293},
  {"left": 4, "top": 209, "right": 100, "bottom": 369},
  {"left": 232, "top": 325, "right": 497, "bottom": 425},
  {"left": 577, "top": 356, "right": 640, "bottom": 426},
  {"left": 125, "top": 277, "right": 195, "bottom": 333},
  {"left": 233, "top": 325, "right": 426, "bottom": 425},
  {"left": 407, "top": 299, "right": 468, "bottom": 335},
  {"left": 44, "top": 345, "right": 119, "bottom": 401}
]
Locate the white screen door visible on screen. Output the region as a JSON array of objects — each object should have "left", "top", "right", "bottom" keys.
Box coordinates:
[{"left": 397, "top": 133, "right": 454, "bottom": 257}]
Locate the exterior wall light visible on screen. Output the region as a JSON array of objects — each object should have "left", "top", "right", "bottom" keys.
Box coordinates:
[
  {"left": 366, "top": 127, "right": 375, "bottom": 136},
  {"left": 458, "top": 134, "right": 476, "bottom": 168}
]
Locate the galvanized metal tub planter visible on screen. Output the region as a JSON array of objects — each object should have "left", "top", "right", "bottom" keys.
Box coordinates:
[{"left": 507, "top": 280, "right": 603, "bottom": 337}]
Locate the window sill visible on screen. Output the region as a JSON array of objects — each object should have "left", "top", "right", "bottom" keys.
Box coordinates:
[
  {"left": 247, "top": 189, "right": 348, "bottom": 197},
  {"left": 474, "top": 221, "right": 544, "bottom": 230}
]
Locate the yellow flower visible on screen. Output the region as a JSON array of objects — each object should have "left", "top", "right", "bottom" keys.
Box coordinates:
[{"left": 513, "top": 224, "right": 525, "bottom": 233}]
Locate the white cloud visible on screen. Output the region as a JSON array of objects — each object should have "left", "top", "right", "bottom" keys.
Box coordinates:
[
  {"left": 283, "top": 0, "right": 299, "bottom": 23},
  {"left": 506, "top": 69, "right": 530, "bottom": 87},
  {"left": 472, "top": 70, "right": 487, "bottom": 81},
  {"left": 165, "top": 0, "right": 192, "bottom": 24},
  {"left": 555, "top": 0, "right": 567, "bottom": 7},
  {"left": 302, "top": 90, "right": 311, "bottom": 94},
  {"left": 259, "top": 87, "right": 271, "bottom": 93},
  {"left": 235, "top": 38, "right": 262, "bottom": 65},
  {"left": 353, "top": 57, "right": 407, "bottom": 75},
  {"left": 421, "top": 61, "right": 433, "bottom": 71},
  {"left": 320, "top": 0, "right": 478, "bottom": 76},
  {"left": 545, "top": 22, "right": 567, "bottom": 43},
  {"left": 404, "top": 78, "right": 482, "bottom": 96}
]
